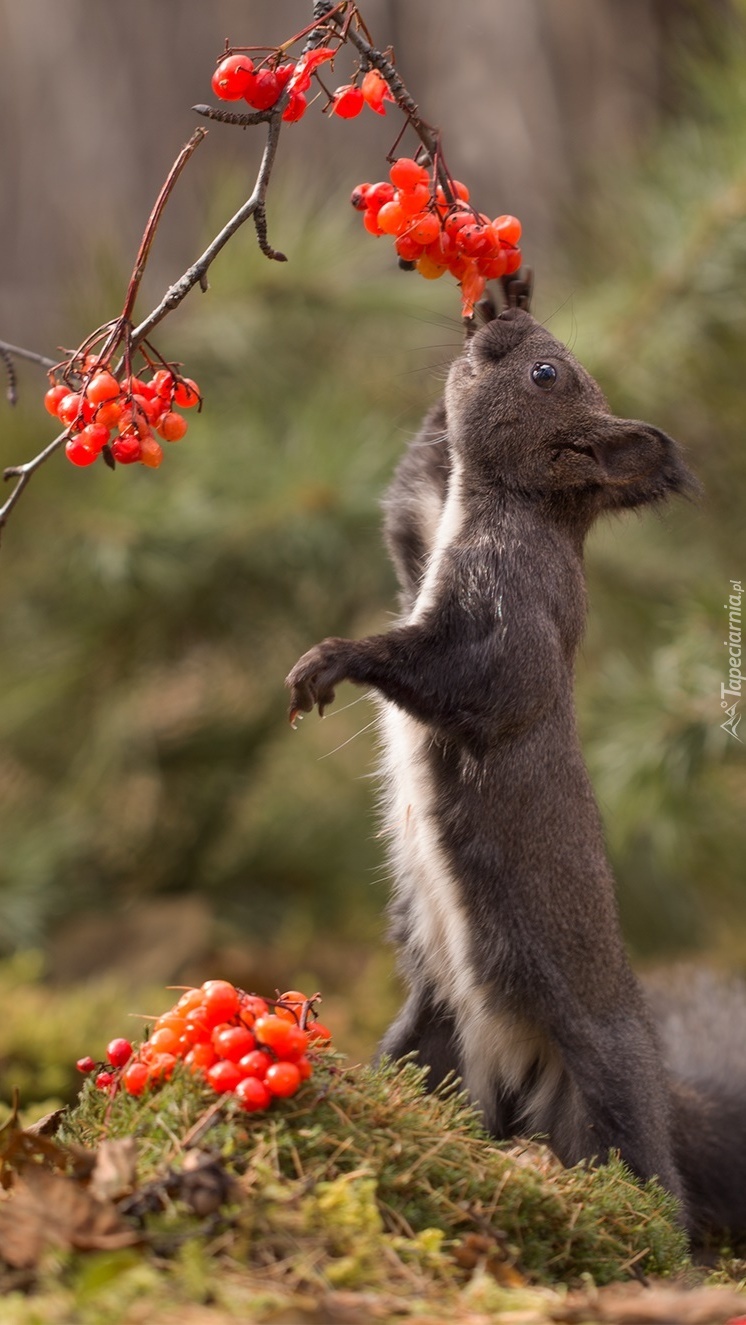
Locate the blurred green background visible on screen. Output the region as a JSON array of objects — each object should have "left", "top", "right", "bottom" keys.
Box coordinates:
[{"left": 0, "top": 1, "right": 744, "bottom": 1108}]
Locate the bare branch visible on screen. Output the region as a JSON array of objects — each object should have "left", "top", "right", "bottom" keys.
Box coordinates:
[
  {"left": 129, "top": 111, "right": 285, "bottom": 350},
  {"left": 0, "top": 341, "right": 56, "bottom": 372}
]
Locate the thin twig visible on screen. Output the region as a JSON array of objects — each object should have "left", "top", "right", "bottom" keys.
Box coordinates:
[
  {"left": 129, "top": 111, "right": 285, "bottom": 351},
  {"left": 121, "top": 127, "right": 208, "bottom": 324},
  {"left": 0, "top": 340, "right": 56, "bottom": 372},
  {"left": 0, "top": 430, "right": 67, "bottom": 537}
]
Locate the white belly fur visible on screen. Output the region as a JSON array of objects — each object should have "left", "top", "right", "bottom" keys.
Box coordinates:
[{"left": 377, "top": 454, "right": 559, "bottom": 1129}]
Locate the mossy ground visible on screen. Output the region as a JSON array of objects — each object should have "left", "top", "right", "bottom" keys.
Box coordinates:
[{"left": 0, "top": 1050, "right": 703, "bottom": 1323}]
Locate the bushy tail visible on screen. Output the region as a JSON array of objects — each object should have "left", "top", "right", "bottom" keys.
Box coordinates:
[{"left": 646, "top": 968, "right": 746, "bottom": 1242}]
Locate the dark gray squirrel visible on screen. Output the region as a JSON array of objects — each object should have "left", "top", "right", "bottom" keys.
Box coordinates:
[{"left": 286, "top": 285, "right": 746, "bottom": 1244}]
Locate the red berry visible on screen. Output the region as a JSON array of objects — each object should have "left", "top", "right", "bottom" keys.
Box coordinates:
[
  {"left": 94, "top": 399, "right": 123, "bottom": 429},
  {"left": 281, "top": 1025, "right": 310, "bottom": 1060},
  {"left": 443, "top": 209, "right": 472, "bottom": 240},
  {"left": 350, "top": 183, "right": 371, "bottom": 211},
  {"left": 239, "top": 995, "right": 270, "bottom": 1027},
  {"left": 78, "top": 423, "right": 109, "bottom": 454},
  {"left": 377, "top": 200, "right": 406, "bottom": 235},
  {"left": 76, "top": 1056, "right": 96, "bottom": 1074},
  {"left": 331, "top": 84, "right": 364, "bottom": 119},
  {"left": 44, "top": 384, "right": 70, "bottom": 417},
  {"left": 207, "top": 1059, "right": 244, "bottom": 1094},
  {"left": 254, "top": 1015, "right": 296, "bottom": 1056},
  {"left": 364, "top": 182, "right": 395, "bottom": 213},
  {"left": 246, "top": 69, "right": 280, "bottom": 111},
  {"left": 148, "top": 1052, "right": 176, "bottom": 1082},
  {"left": 107, "top": 1038, "right": 133, "bottom": 1068},
  {"left": 95, "top": 1071, "right": 115, "bottom": 1091},
  {"left": 213, "top": 1025, "right": 256, "bottom": 1062},
  {"left": 265, "top": 1061, "right": 302, "bottom": 1098},
  {"left": 296, "top": 1055, "right": 313, "bottom": 1081},
  {"left": 111, "top": 434, "right": 142, "bottom": 464},
  {"left": 405, "top": 212, "right": 441, "bottom": 246},
  {"left": 238, "top": 1050, "right": 270, "bottom": 1080},
  {"left": 65, "top": 437, "right": 98, "bottom": 467},
  {"left": 212, "top": 54, "right": 255, "bottom": 102},
  {"left": 149, "top": 1026, "right": 181, "bottom": 1055},
  {"left": 122, "top": 1061, "right": 150, "bottom": 1096},
  {"left": 173, "top": 378, "right": 200, "bottom": 409},
  {"left": 361, "top": 69, "right": 392, "bottom": 115},
  {"left": 85, "top": 371, "right": 119, "bottom": 405},
  {"left": 492, "top": 214, "right": 522, "bottom": 246},
  {"left": 282, "top": 91, "right": 307, "bottom": 123},
  {"left": 157, "top": 412, "right": 188, "bottom": 443},
  {"left": 456, "top": 223, "right": 496, "bottom": 259},
  {"left": 234, "top": 1077, "right": 272, "bottom": 1112},
  {"left": 201, "top": 980, "right": 241, "bottom": 1025},
  {"left": 307, "top": 1022, "right": 332, "bottom": 1043},
  {"left": 57, "top": 392, "right": 85, "bottom": 427},
  {"left": 151, "top": 369, "right": 175, "bottom": 400},
  {"left": 275, "top": 63, "right": 295, "bottom": 90},
  {"left": 185, "top": 1042, "right": 216, "bottom": 1073},
  {"left": 503, "top": 247, "right": 522, "bottom": 275},
  {"left": 363, "top": 209, "right": 384, "bottom": 237},
  {"left": 394, "top": 233, "right": 425, "bottom": 262},
  {"left": 398, "top": 183, "right": 431, "bottom": 216},
  {"left": 389, "top": 158, "right": 429, "bottom": 191}
]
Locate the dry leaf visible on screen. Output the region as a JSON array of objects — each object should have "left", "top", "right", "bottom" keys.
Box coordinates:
[
  {"left": 0, "top": 1166, "right": 140, "bottom": 1268},
  {"left": 89, "top": 1138, "right": 138, "bottom": 1203}
]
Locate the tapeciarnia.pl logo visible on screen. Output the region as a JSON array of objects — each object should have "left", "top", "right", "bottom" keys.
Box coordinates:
[{"left": 721, "top": 578, "right": 743, "bottom": 741}]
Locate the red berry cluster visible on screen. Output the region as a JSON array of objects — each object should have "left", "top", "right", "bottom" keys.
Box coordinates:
[
  {"left": 211, "top": 48, "right": 394, "bottom": 126},
  {"left": 211, "top": 45, "right": 336, "bottom": 125},
  {"left": 76, "top": 981, "right": 331, "bottom": 1113},
  {"left": 45, "top": 362, "right": 201, "bottom": 469},
  {"left": 352, "top": 158, "right": 522, "bottom": 315}
]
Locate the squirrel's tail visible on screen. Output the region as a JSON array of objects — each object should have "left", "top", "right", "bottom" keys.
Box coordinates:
[{"left": 647, "top": 968, "right": 746, "bottom": 1243}]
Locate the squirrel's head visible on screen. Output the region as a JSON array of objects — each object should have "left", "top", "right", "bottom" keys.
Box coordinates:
[{"left": 444, "top": 308, "right": 698, "bottom": 522}]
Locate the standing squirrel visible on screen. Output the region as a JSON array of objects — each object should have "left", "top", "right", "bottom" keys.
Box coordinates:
[{"left": 286, "top": 297, "right": 746, "bottom": 1242}]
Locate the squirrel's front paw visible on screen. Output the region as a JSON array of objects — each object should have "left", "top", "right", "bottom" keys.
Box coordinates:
[{"left": 285, "top": 638, "right": 351, "bottom": 725}]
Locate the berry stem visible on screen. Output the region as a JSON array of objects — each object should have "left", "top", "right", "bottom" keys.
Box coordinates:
[
  {"left": 121, "top": 127, "right": 209, "bottom": 326},
  {"left": 130, "top": 110, "right": 285, "bottom": 351}
]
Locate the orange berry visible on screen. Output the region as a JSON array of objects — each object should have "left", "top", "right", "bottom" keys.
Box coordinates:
[
  {"left": 492, "top": 214, "right": 522, "bottom": 246},
  {"left": 157, "top": 411, "right": 188, "bottom": 442},
  {"left": 44, "top": 383, "right": 70, "bottom": 416},
  {"left": 139, "top": 436, "right": 164, "bottom": 469},
  {"left": 85, "top": 371, "right": 119, "bottom": 405},
  {"left": 173, "top": 378, "right": 200, "bottom": 409},
  {"left": 377, "top": 200, "right": 406, "bottom": 235},
  {"left": 416, "top": 255, "right": 446, "bottom": 280},
  {"left": 405, "top": 213, "right": 441, "bottom": 246},
  {"left": 363, "top": 208, "right": 384, "bottom": 237},
  {"left": 123, "top": 1061, "right": 150, "bottom": 1096},
  {"left": 398, "top": 183, "right": 430, "bottom": 216},
  {"left": 389, "top": 157, "right": 429, "bottom": 191},
  {"left": 265, "top": 1061, "right": 301, "bottom": 1098}
]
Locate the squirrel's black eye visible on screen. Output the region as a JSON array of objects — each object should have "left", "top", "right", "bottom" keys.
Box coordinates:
[{"left": 531, "top": 362, "right": 557, "bottom": 389}]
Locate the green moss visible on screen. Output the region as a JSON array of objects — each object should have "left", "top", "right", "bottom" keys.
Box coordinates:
[{"left": 59, "top": 1051, "right": 687, "bottom": 1292}]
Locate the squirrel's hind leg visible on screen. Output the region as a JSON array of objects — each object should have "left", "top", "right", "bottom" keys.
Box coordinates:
[{"left": 376, "top": 983, "right": 462, "bottom": 1092}]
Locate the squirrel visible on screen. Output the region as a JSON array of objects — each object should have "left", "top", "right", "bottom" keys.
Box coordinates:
[{"left": 285, "top": 292, "right": 746, "bottom": 1243}]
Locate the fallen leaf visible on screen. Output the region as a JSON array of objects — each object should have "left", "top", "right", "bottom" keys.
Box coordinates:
[
  {"left": 89, "top": 1138, "right": 138, "bottom": 1203},
  {"left": 0, "top": 1166, "right": 140, "bottom": 1269}
]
